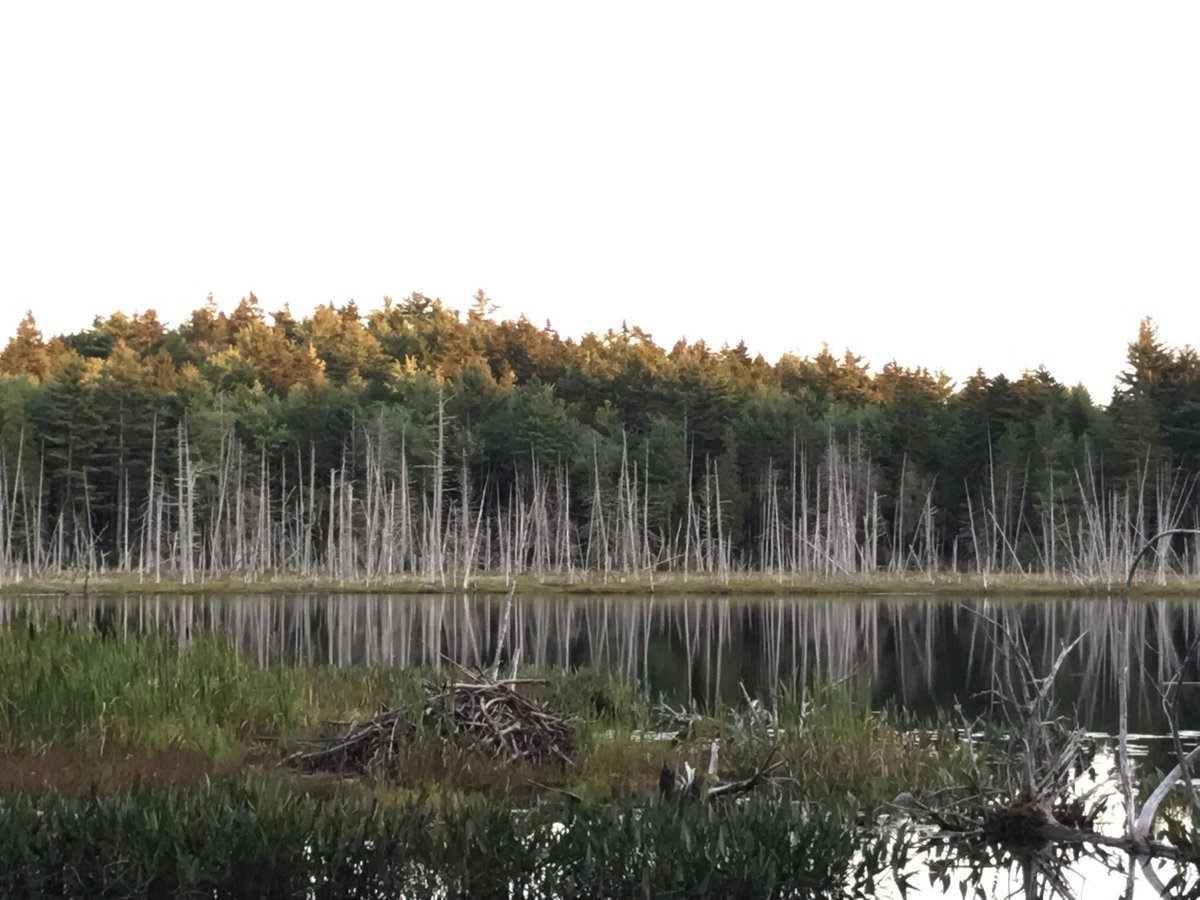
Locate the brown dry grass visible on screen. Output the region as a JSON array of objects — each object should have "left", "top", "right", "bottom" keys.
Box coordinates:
[
  {"left": 0, "top": 746, "right": 222, "bottom": 794},
  {"left": 6, "top": 570, "right": 1189, "bottom": 599}
]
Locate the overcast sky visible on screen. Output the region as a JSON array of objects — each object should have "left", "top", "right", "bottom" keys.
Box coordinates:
[{"left": 2, "top": 2, "right": 1198, "bottom": 401}]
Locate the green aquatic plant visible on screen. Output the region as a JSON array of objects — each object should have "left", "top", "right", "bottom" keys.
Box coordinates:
[
  {"left": 0, "top": 621, "right": 418, "bottom": 756},
  {"left": 0, "top": 619, "right": 971, "bottom": 825},
  {"left": 0, "top": 778, "right": 879, "bottom": 898}
]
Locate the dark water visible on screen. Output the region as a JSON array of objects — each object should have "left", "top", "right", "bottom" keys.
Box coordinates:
[
  {"left": 4, "top": 591, "right": 1200, "bottom": 740},
  {"left": 3, "top": 590, "right": 1198, "bottom": 897}
]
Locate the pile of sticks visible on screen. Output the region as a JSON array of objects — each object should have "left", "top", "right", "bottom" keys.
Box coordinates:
[
  {"left": 293, "top": 593, "right": 572, "bottom": 774},
  {"left": 288, "top": 707, "right": 410, "bottom": 775},
  {"left": 287, "top": 669, "right": 574, "bottom": 776},
  {"left": 423, "top": 673, "right": 574, "bottom": 765}
]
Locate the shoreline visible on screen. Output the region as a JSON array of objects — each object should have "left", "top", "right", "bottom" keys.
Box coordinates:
[{"left": 1, "top": 571, "right": 1197, "bottom": 599}]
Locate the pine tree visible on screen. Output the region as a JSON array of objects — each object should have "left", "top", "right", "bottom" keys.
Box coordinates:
[{"left": 0, "top": 312, "right": 52, "bottom": 381}]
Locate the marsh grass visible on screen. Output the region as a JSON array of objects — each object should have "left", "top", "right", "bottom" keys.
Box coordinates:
[
  {"left": 0, "top": 620, "right": 968, "bottom": 817},
  {"left": 793, "top": 696, "right": 965, "bottom": 809},
  {"left": 7, "top": 570, "right": 1193, "bottom": 599},
  {"left": 0, "top": 620, "right": 645, "bottom": 761},
  {"left": 0, "top": 776, "right": 875, "bottom": 898},
  {"left": 0, "top": 621, "right": 422, "bottom": 757},
  {"left": 0, "top": 623, "right": 974, "bottom": 894}
]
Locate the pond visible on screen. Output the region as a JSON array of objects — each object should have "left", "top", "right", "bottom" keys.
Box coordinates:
[
  {"left": 4, "top": 590, "right": 1199, "bottom": 897},
  {"left": 3, "top": 591, "right": 1198, "bottom": 732}
]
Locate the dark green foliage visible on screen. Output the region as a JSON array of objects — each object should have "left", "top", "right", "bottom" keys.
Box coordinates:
[
  {"left": 0, "top": 781, "right": 869, "bottom": 898},
  {"left": 1, "top": 301, "right": 1198, "bottom": 577}
]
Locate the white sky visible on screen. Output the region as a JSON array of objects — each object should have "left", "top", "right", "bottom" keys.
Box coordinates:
[{"left": 2, "top": 2, "right": 1198, "bottom": 402}]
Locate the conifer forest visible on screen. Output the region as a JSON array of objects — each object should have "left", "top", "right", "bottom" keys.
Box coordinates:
[{"left": 0, "top": 293, "right": 1196, "bottom": 585}]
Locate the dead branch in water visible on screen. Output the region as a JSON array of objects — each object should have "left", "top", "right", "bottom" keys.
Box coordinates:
[
  {"left": 905, "top": 579, "right": 1200, "bottom": 871},
  {"left": 1121, "top": 529, "right": 1200, "bottom": 854},
  {"left": 705, "top": 752, "right": 787, "bottom": 802},
  {"left": 904, "top": 608, "right": 1117, "bottom": 864}
]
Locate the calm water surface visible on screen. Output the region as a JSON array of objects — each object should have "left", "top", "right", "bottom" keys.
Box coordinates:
[
  {"left": 3, "top": 590, "right": 1199, "bottom": 897},
  {"left": 4, "top": 591, "right": 1199, "bottom": 737}
]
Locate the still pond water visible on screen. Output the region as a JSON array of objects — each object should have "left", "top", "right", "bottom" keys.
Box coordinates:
[
  {"left": 4, "top": 591, "right": 1198, "bottom": 733},
  {"left": 4, "top": 591, "right": 1200, "bottom": 897}
]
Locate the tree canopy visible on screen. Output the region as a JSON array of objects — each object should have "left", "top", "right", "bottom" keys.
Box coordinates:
[{"left": 0, "top": 300, "right": 1192, "bottom": 582}]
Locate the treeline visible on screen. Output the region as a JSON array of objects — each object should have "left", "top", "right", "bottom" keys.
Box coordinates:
[{"left": 0, "top": 292, "right": 1197, "bottom": 584}]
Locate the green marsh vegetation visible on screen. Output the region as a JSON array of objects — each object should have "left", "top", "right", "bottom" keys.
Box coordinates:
[
  {"left": 10, "top": 611, "right": 1200, "bottom": 895},
  {"left": 0, "top": 780, "right": 877, "bottom": 898},
  {"left": 0, "top": 621, "right": 418, "bottom": 760},
  {"left": 0, "top": 622, "right": 965, "bottom": 809},
  {"left": 0, "top": 621, "right": 966, "bottom": 894}
]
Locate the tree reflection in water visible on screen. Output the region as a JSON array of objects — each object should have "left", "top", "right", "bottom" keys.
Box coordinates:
[
  {"left": 3, "top": 592, "right": 1199, "bottom": 737},
  {"left": 5, "top": 591, "right": 1200, "bottom": 896}
]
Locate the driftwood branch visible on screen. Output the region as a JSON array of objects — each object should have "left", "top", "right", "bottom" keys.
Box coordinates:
[
  {"left": 528, "top": 779, "right": 584, "bottom": 804},
  {"left": 706, "top": 758, "right": 787, "bottom": 802},
  {"left": 1134, "top": 744, "right": 1200, "bottom": 845}
]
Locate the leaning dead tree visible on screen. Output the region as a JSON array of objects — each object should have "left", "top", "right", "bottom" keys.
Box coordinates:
[
  {"left": 1120, "top": 528, "right": 1200, "bottom": 855},
  {"left": 902, "top": 609, "right": 1107, "bottom": 844}
]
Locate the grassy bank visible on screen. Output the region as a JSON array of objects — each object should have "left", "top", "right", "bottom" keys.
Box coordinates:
[
  {"left": 0, "top": 624, "right": 966, "bottom": 810},
  {"left": 3, "top": 570, "right": 1194, "bottom": 598},
  {"left": 0, "top": 623, "right": 973, "bottom": 896}
]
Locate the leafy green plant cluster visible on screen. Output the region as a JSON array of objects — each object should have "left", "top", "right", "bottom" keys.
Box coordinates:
[{"left": 0, "top": 778, "right": 876, "bottom": 898}]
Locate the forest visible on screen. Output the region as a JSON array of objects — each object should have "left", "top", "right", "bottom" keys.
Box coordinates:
[{"left": 0, "top": 292, "right": 1196, "bottom": 585}]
